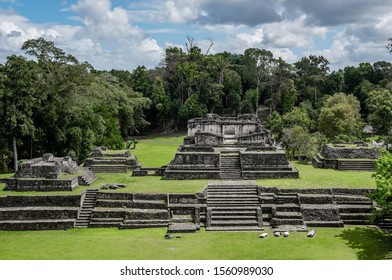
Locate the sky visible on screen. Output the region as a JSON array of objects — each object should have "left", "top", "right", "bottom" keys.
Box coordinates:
[{"left": 1, "top": 0, "right": 392, "bottom": 71}]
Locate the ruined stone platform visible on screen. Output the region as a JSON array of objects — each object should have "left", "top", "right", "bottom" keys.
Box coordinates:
[
  {"left": 4, "top": 153, "right": 97, "bottom": 191},
  {"left": 164, "top": 114, "right": 298, "bottom": 180}
]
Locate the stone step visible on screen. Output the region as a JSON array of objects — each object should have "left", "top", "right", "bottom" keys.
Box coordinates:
[
  {"left": 210, "top": 220, "right": 259, "bottom": 226},
  {"left": 274, "top": 211, "right": 303, "bottom": 219},
  {"left": 212, "top": 215, "right": 256, "bottom": 220},
  {"left": 305, "top": 221, "right": 344, "bottom": 227},
  {"left": 168, "top": 223, "right": 198, "bottom": 233},
  {"left": 208, "top": 202, "right": 259, "bottom": 206},
  {"left": 210, "top": 210, "right": 256, "bottom": 215},
  {"left": 119, "top": 224, "right": 168, "bottom": 229},
  {"left": 271, "top": 218, "right": 304, "bottom": 225},
  {"left": 274, "top": 204, "right": 301, "bottom": 211},
  {"left": 340, "top": 213, "right": 372, "bottom": 220},
  {"left": 171, "top": 215, "right": 193, "bottom": 223},
  {"left": 343, "top": 220, "right": 372, "bottom": 225},
  {"left": 122, "top": 219, "right": 169, "bottom": 224},
  {"left": 206, "top": 226, "right": 263, "bottom": 231},
  {"left": 338, "top": 204, "right": 373, "bottom": 213},
  {"left": 91, "top": 165, "right": 129, "bottom": 173},
  {"left": 208, "top": 195, "right": 258, "bottom": 199}
]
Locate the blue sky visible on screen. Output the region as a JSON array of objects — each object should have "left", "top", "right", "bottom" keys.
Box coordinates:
[{"left": 1, "top": 0, "right": 392, "bottom": 71}]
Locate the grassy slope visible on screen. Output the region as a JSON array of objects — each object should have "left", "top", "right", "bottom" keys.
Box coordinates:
[
  {"left": 0, "top": 226, "right": 391, "bottom": 260},
  {"left": 132, "top": 135, "right": 185, "bottom": 167}
]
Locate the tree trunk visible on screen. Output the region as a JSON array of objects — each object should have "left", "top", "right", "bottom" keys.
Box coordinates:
[{"left": 13, "top": 136, "right": 18, "bottom": 172}]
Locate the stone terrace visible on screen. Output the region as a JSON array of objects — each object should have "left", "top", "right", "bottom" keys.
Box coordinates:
[{"left": 164, "top": 114, "right": 298, "bottom": 180}]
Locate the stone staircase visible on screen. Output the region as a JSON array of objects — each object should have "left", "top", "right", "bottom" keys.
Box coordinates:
[
  {"left": 337, "top": 160, "right": 375, "bottom": 171},
  {"left": 206, "top": 182, "right": 263, "bottom": 231},
  {"left": 220, "top": 152, "right": 242, "bottom": 180},
  {"left": 379, "top": 216, "right": 392, "bottom": 232},
  {"left": 270, "top": 193, "right": 305, "bottom": 229},
  {"left": 299, "top": 194, "right": 344, "bottom": 227},
  {"left": 335, "top": 194, "right": 373, "bottom": 225},
  {"left": 78, "top": 169, "right": 97, "bottom": 185},
  {"left": 74, "top": 189, "right": 99, "bottom": 228}
]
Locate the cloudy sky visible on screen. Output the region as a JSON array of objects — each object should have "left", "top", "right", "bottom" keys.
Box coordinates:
[{"left": 1, "top": 0, "right": 392, "bottom": 71}]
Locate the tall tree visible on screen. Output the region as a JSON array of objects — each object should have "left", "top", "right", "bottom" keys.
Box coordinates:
[
  {"left": 367, "top": 89, "right": 392, "bottom": 134},
  {"left": 0, "top": 55, "right": 40, "bottom": 170},
  {"left": 318, "top": 93, "right": 363, "bottom": 139}
]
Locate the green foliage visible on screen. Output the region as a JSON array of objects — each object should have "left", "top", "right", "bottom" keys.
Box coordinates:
[
  {"left": 178, "top": 94, "right": 208, "bottom": 125},
  {"left": 265, "top": 111, "right": 283, "bottom": 139},
  {"left": 370, "top": 150, "right": 392, "bottom": 222},
  {"left": 282, "top": 126, "right": 312, "bottom": 162},
  {"left": 240, "top": 88, "right": 259, "bottom": 113},
  {"left": 318, "top": 93, "right": 363, "bottom": 139},
  {"left": 282, "top": 107, "right": 312, "bottom": 130},
  {"left": 367, "top": 89, "right": 392, "bottom": 134}
]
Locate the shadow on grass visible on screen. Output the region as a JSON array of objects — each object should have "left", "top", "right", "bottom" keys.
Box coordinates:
[{"left": 337, "top": 226, "right": 392, "bottom": 260}]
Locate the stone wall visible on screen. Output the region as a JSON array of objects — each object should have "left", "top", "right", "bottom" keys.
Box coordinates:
[
  {"left": 187, "top": 114, "right": 269, "bottom": 140},
  {"left": 258, "top": 186, "right": 373, "bottom": 195},
  {"left": 0, "top": 195, "right": 81, "bottom": 207},
  {"left": 0, "top": 208, "right": 78, "bottom": 220},
  {"left": 195, "top": 132, "right": 223, "bottom": 145},
  {"left": 240, "top": 151, "right": 292, "bottom": 170},
  {"left": 321, "top": 144, "right": 378, "bottom": 159},
  {"left": 170, "top": 152, "right": 220, "bottom": 169},
  {"left": 5, "top": 177, "right": 79, "bottom": 191}
]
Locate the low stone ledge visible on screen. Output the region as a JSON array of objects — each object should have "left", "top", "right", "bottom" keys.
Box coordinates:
[
  {"left": 0, "top": 207, "right": 79, "bottom": 220},
  {"left": 0, "top": 219, "right": 75, "bottom": 230},
  {"left": 0, "top": 195, "right": 80, "bottom": 207}
]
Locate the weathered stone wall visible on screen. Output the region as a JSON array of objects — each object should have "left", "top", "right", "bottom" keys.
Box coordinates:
[
  {"left": 0, "top": 220, "right": 75, "bottom": 231},
  {"left": 195, "top": 133, "right": 223, "bottom": 145},
  {"left": 237, "top": 133, "right": 269, "bottom": 145},
  {"left": 164, "top": 170, "right": 220, "bottom": 180},
  {"left": 187, "top": 114, "right": 267, "bottom": 139},
  {"left": 240, "top": 151, "right": 292, "bottom": 169},
  {"left": 301, "top": 207, "right": 341, "bottom": 221},
  {"left": 171, "top": 152, "right": 220, "bottom": 168},
  {"left": 0, "top": 195, "right": 81, "bottom": 207},
  {"left": 14, "top": 155, "right": 78, "bottom": 179},
  {"left": 179, "top": 146, "right": 215, "bottom": 153},
  {"left": 169, "top": 194, "right": 198, "bottom": 204},
  {"left": 0, "top": 208, "right": 79, "bottom": 220},
  {"left": 258, "top": 187, "right": 373, "bottom": 195},
  {"left": 321, "top": 144, "right": 378, "bottom": 159},
  {"left": 5, "top": 177, "right": 79, "bottom": 191}
]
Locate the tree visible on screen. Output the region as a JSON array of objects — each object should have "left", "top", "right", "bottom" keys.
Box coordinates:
[
  {"left": 222, "top": 69, "right": 242, "bottom": 112},
  {"left": 318, "top": 93, "right": 363, "bottom": 139},
  {"left": 282, "top": 125, "right": 312, "bottom": 162},
  {"left": 294, "top": 55, "right": 330, "bottom": 104},
  {"left": 370, "top": 150, "right": 392, "bottom": 222},
  {"left": 151, "top": 77, "right": 171, "bottom": 130},
  {"left": 178, "top": 94, "right": 208, "bottom": 125},
  {"left": 0, "top": 55, "right": 40, "bottom": 170},
  {"left": 367, "top": 89, "right": 392, "bottom": 134},
  {"left": 240, "top": 89, "right": 260, "bottom": 114},
  {"left": 265, "top": 111, "right": 283, "bottom": 139},
  {"left": 282, "top": 107, "right": 312, "bottom": 130}
]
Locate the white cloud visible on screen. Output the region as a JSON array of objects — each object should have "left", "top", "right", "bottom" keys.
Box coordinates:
[
  {"left": 263, "top": 16, "right": 327, "bottom": 48},
  {"left": 0, "top": 0, "right": 164, "bottom": 70}
]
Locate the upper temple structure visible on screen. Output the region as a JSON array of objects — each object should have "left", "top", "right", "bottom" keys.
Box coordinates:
[{"left": 164, "top": 114, "right": 298, "bottom": 180}]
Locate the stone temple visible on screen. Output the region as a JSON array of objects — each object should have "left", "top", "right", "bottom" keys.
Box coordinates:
[
  {"left": 5, "top": 153, "right": 96, "bottom": 191},
  {"left": 164, "top": 114, "right": 298, "bottom": 180}
]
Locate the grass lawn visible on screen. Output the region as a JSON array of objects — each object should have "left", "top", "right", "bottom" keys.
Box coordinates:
[
  {"left": 260, "top": 162, "right": 375, "bottom": 189},
  {"left": 0, "top": 226, "right": 391, "bottom": 260},
  {"left": 132, "top": 135, "right": 185, "bottom": 167}
]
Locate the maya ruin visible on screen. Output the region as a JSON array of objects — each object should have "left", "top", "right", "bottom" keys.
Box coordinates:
[{"left": 0, "top": 115, "right": 378, "bottom": 233}]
